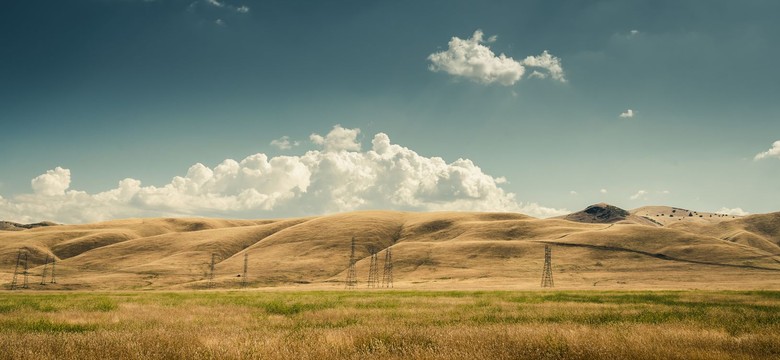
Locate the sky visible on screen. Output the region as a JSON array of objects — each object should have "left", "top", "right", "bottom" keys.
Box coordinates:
[{"left": 1, "top": 0, "right": 779, "bottom": 224}]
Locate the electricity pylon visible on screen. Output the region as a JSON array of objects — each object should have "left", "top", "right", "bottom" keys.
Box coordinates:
[
  {"left": 541, "top": 245, "right": 554, "bottom": 288},
  {"left": 10, "top": 249, "right": 22, "bottom": 290},
  {"left": 50, "top": 258, "right": 57, "bottom": 284},
  {"left": 22, "top": 252, "right": 29, "bottom": 289},
  {"left": 381, "top": 247, "right": 393, "bottom": 288},
  {"left": 367, "top": 249, "right": 379, "bottom": 288},
  {"left": 242, "top": 252, "right": 249, "bottom": 287},
  {"left": 208, "top": 253, "right": 216, "bottom": 288},
  {"left": 40, "top": 256, "right": 49, "bottom": 285},
  {"left": 345, "top": 237, "right": 357, "bottom": 289}
]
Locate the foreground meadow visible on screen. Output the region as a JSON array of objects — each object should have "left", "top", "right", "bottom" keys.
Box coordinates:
[{"left": 1, "top": 290, "right": 779, "bottom": 359}]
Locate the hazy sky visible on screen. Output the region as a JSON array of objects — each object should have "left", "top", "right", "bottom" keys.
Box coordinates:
[{"left": 1, "top": 0, "right": 779, "bottom": 223}]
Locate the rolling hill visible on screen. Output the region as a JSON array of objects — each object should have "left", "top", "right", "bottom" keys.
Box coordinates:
[{"left": 2, "top": 205, "right": 779, "bottom": 290}]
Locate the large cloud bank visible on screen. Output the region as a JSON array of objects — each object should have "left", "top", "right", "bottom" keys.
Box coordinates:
[
  {"left": 428, "top": 30, "right": 566, "bottom": 86},
  {"left": 0, "top": 126, "right": 566, "bottom": 224}
]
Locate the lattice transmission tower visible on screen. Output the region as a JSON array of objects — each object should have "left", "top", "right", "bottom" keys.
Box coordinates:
[
  {"left": 345, "top": 237, "right": 357, "bottom": 289},
  {"left": 22, "top": 252, "right": 29, "bottom": 289},
  {"left": 40, "top": 256, "right": 50, "bottom": 285},
  {"left": 208, "top": 253, "right": 216, "bottom": 288},
  {"left": 367, "top": 249, "right": 379, "bottom": 288},
  {"left": 242, "top": 252, "right": 249, "bottom": 287},
  {"left": 381, "top": 247, "right": 393, "bottom": 288},
  {"left": 541, "top": 245, "right": 554, "bottom": 288},
  {"left": 50, "top": 258, "right": 57, "bottom": 284},
  {"left": 10, "top": 249, "right": 22, "bottom": 290}
]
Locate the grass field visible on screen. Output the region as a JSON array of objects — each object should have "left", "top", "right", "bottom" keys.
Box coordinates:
[{"left": 1, "top": 290, "right": 780, "bottom": 359}]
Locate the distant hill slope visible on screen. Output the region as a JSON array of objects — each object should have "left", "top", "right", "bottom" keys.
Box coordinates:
[
  {"left": 666, "top": 212, "right": 780, "bottom": 255},
  {"left": 1, "top": 210, "right": 779, "bottom": 290},
  {"left": 631, "top": 205, "right": 739, "bottom": 226},
  {"left": 0, "top": 221, "right": 58, "bottom": 231},
  {"left": 560, "top": 203, "right": 660, "bottom": 226}
]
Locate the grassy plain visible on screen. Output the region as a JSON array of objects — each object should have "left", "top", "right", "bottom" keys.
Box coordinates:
[{"left": 1, "top": 290, "right": 779, "bottom": 359}]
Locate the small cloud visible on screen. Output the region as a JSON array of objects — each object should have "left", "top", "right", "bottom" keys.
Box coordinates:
[
  {"left": 521, "top": 50, "right": 566, "bottom": 82},
  {"left": 495, "top": 176, "right": 508, "bottom": 184},
  {"left": 215, "top": 18, "right": 225, "bottom": 26},
  {"left": 630, "top": 30, "right": 640, "bottom": 36},
  {"left": 657, "top": 190, "right": 670, "bottom": 194},
  {"left": 569, "top": 190, "right": 578, "bottom": 196},
  {"left": 310, "top": 125, "right": 361, "bottom": 152},
  {"left": 629, "top": 190, "right": 647, "bottom": 200},
  {"left": 428, "top": 30, "right": 525, "bottom": 86},
  {"left": 428, "top": 30, "right": 565, "bottom": 86},
  {"left": 619, "top": 109, "right": 635, "bottom": 118},
  {"left": 600, "top": 188, "right": 608, "bottom": 194},
  {"left": 528, "top": 70, "right": 547, "bottom": 79},
  {"left": 270, "top": 136, "right": 300, "bottom": 150},
  {"left": 199, "top": 0, "right": 249, "bottom": 15},
  {"left": 754, "top": 140, "right": 780, "bottom": 160},
  {"left": 716, "top": 207, "right": 749, "bottom": 216}
]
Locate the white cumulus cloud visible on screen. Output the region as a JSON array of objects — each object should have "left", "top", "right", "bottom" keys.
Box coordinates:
[
  {"left": 520, "top": 50, "right": 566, "bottom": 82},
  {"left": 754, "top": 140, "right": 780, "bottom": 160},
  {"left": 199, "top": 0, "right": 249, "bottom": 15},
  {"left": 0, "top": 126, "right": 567, "bottom": 223},
  {"left": 428, "top": 30, "right": 565, "bottom": 86},
  {"left": 31, "top": 167, "right": 71, "bottom": 196},
  {"left": 629, "top": 190, "right": 647, "bottom": 200},
  {"left": 600, "top": 188, "right": 608, "bottom": 194},
  {"left": 270, "top": 136, "right": 300, "bottom": 150},
  {"left": 309, "top": 125, "right": 361, "bottom": 152},
  {"left": 716, "top": 207, "right": 749, "bottom": 216},
  {"left": 619, "top": 109, "right": 635, "bottom": 118}
]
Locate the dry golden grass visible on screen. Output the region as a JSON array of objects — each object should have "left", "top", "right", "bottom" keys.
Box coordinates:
[
  {"left": 1, "top": 210, "right": 779, "bottom": 290},
  {"left": 1, "top": 290, "right": 780, "bottom": 359}
]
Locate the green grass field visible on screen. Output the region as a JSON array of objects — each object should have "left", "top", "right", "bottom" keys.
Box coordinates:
[{"left": 1, "top": 290, "right": 779, "bottom": 359}]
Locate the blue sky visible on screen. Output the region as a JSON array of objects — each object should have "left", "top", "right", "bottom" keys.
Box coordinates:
[{"left": 1, "top": 0, "right": 779, "bottom": 223}]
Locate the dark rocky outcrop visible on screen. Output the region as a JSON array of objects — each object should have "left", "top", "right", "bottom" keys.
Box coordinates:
[{"left": 564, "top": 203, "right": 630, "bottom": 224}]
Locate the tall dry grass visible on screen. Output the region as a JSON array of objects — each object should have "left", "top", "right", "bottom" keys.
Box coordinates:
[{"left": 1, "top": 290, "right": 779, "bottom": 359}]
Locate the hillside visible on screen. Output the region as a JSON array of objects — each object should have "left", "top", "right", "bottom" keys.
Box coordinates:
[
  {"left": 2, "top": 209, "right": 780, "bottom": 290},
  {"left": 559, "top": 203, "right": 661, "bottom": 226},
  {"left": 631, "top": 205, "right": 739, "bottom": 226},
  {"left": 0, "top": 221, "right": 59, "bottom": 231}
]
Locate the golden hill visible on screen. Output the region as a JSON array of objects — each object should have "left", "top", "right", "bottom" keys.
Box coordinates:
[
  {"left": 631, "top": 205, "right": 740, "bottom": 226},
  {"left": 2, "top": 207, "right": 780, "bottom": 290}
]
